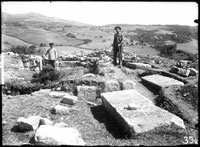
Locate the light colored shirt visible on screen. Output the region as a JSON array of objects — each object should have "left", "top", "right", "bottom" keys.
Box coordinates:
[{"left": 45, "top": 47, "right": 57, "bottom": 60}]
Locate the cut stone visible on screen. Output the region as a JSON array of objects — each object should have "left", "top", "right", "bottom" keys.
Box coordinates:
[
  {"left": 61, "top": 95, "right": 78, "bottom": 105},
  {"left": 121, "top": 80, "right": 136, "bottom": 90},
  {"left": 141, "top": 74, "right": 184, "bottom": 89},
  {"left": 126, "top": 62, "right": 151, "bottom": 70},
  {"left": 51, "top": 105, "right": 70, "bottom": 115},
  {"left": 17, "top": 116, "right": 42, "bottom": 131},
  {"left": 77, "top": 86, "right": 97, "bottom": 100},
  {"left": 170, "top": 66, "right": 190, "bottom": 77},
  {"left": 101, "top": 89, "right": 185, "bottom": 135},
  {"left": 54, "top": 122, "right": 68, "bottom": 128},
  {"left": 34, "top": 125, "right": 85, "bottom": 145},
  {"left": 49, "top": 91, "right": 69, "bottom": 98},
  {"left": 189, "top": 68, "right": 198, "bottom": 76},
  {"left": 104, "top": 80, "right": 120, "bottom": 92},
  {"left": 177, "top": 68, "right": 190, "bottom": 77}
]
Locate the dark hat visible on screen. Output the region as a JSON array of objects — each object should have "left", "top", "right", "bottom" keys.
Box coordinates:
[
  {"left": 114, "top": 26, "right": 121, "bottom": 30},
  {"left": 49, "top": 43, "right": 54, "bottom": 46}
]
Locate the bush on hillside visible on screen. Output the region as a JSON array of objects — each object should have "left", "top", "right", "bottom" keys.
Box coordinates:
[
  {"left": 10, "top": 45, "right": 38, "bottom": 55},
  {"left": 31, "top": 65, "right": 65, "bottom": 85},
  {"left": 82, "top": 39, "right": 92, "bottom": 44},
  {"left": 3, "top": 80, "right": 43, "bottom": 95}
]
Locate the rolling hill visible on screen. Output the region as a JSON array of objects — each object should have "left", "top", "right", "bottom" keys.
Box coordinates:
[{"left": 2, "top": 12, "right": 198, "bottom": 55}]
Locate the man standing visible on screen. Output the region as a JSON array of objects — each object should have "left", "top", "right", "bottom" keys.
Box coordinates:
[
  {"left": 44, "top": 43, "right": 58, "bottom": 68},
  {"left": 112, "top": 26, "right": 123, "bottom": 67}
]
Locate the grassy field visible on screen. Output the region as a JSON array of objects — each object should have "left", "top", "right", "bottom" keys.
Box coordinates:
[
  {"left": 2, "top": 34, "right": 33, "bottom": 51},
  {"left": 177, "top": 39, "right": 198, "bottom": 54},
  {"left": 123, "top": 45, "right": 160, "bottom": 56}
]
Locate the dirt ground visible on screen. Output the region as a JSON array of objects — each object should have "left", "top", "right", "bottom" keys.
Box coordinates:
[{"left": 2, "top": 49, "right": 198, "bottom": 145}]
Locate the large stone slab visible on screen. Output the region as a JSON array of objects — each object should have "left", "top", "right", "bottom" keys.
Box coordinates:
[
  {"left": 141, "top": 74, "right": 184, "bottom": 89},
  {"left": 34, "top": 125, "right": 85, "bottom": 145},
  {"left": 77, "top": 86, "right": 97, "bottom": 100},
  {"left": 126, "top": 62, "right": 151, "bottom": 70},
  {"left": 101, "top": 89, "right": 185, "bottom": 135}
]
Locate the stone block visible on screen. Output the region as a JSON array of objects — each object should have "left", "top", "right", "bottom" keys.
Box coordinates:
[
  {"left": 121, "top": 80, "right": 136, "bottom": 90},
  {"left": 34, "top": 125, "right": 85, "bottom": 145},
  {"left": 101, "top": 89, "right": 185, "bottom": 136},
  {"left": 126, "top": 62, "right": 151, "bottom": 70},
  {"left": 141, "top": 74, "right": 184, "bottom": 89},
  {"left": 61, "top": 95, "right": 78, "bottom": 105},
  {"left": 104, "top": 80, "right": 120, "bottom": 92},
  {"left": 77, "top": 86, "right": 97, "bottom": 100},
  {"left": 17, "top": 116, "right": 42, "bottom": 131},
  {"left": 52, "top": 105, "right": 70, "bottom": 115}
]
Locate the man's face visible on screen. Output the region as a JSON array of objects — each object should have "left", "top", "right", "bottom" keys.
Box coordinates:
[{"left": 115, "top": 28, "right": 120, "bottom": 33}]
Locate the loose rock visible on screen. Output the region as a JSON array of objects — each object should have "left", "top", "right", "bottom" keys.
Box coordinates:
[
  {"left": 34, "top": 125, "right": 85, "bottom": 145},
  {"left": 17, "top": 116, "right": 42, "bottom": 131},
  {"left": 61, "top": 95, "right": 78, "bottom": 105},
  {"left": 51, "top": 105, "right": 70, "bottom": 115}
]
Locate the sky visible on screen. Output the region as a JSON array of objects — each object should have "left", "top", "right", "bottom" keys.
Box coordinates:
[{"left": 1, "top": 1, "right": 198, "bottom": 26}]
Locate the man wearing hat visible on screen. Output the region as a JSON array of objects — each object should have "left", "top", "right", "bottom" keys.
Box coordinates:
[
  {"left": 44, "top": 43, "right": 58, "bottom": 68},
  {"left": 112, "top": 26, "right": 123, "bottom": 67}
]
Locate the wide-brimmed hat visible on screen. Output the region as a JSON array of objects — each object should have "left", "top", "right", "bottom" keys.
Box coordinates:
[{"left": 114, "top": 26, "right": 121, "bottom": 30}]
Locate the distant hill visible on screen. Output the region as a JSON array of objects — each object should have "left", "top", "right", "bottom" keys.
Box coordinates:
[
  {"left": 2, "top": 12, "right": 198, "bottom": 55},
  {"left": 2, "top": 12, "right": 92, "bottom": 27}
]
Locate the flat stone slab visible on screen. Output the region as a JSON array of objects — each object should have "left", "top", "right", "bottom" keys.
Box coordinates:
[
  {"left": 101, "top": 89, "right": 185, "bottom": 135},
  {"left": 126, "top": 62, "right": 152, "bottom": 70},
  {"left": 141, "top": 74, "right": 184, "bottom": 89}
]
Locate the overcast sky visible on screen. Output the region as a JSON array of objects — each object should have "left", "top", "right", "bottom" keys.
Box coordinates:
[{"left": 2, "top": 1, "right": 198, "bottom": 26}]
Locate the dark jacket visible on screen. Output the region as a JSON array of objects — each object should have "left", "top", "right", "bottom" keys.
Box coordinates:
[{"left": 113, "top": 33, "right": 123, "bottom": 49}]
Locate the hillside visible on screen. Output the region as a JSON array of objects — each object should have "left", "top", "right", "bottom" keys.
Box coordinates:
[{"left": 2, "top": 12, "right": 198, "bottom": 55}]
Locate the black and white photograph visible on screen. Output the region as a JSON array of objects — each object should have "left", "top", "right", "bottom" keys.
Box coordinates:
[{"left": 1, "top": 1, "right": 198, "bottom": 145}]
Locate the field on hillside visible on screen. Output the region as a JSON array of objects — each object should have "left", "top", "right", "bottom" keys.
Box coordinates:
[
  {"left": 3, "top": 26, "right": 84, "bottom": 46},
  {"left": 177, "top": 39, "right": 198, "bottom": 54},
  {"left": 2, "top": 34, "right": 33, "bottom": 51}
]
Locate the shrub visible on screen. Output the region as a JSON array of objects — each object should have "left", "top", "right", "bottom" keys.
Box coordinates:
[
  {"left": 31, "top": 65, "right": 64, "bottom": 85},
  {"left": 82, "top": 39, "right": 92, "bottom": 44},
  {"left": 10, "top": 45, "right": 38, "bottom": 55},
  {"left": 4, "top": 80, "right": 43, "bottom": 95}
]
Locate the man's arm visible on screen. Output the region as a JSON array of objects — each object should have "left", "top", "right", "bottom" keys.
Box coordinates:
[
  {"left": 54, "top": 49, "right": 58, "bottom": 60},
  {"left": 45, "top": 48, "right": 49, "bottom": 56}
]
